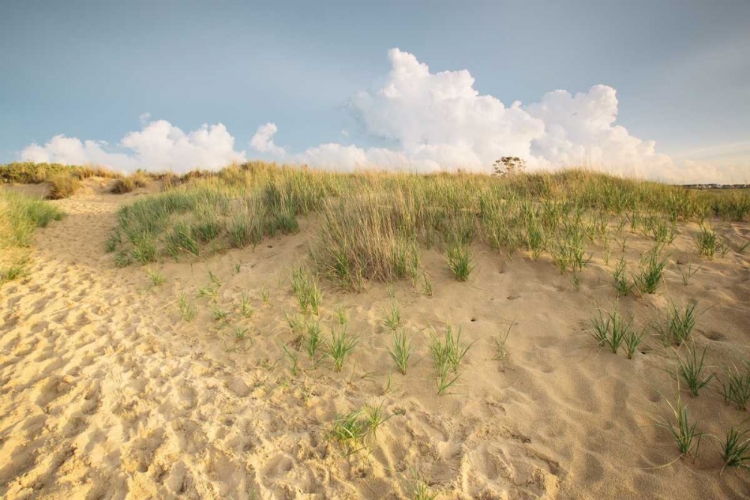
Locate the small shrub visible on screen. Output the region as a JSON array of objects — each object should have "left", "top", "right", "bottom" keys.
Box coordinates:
[
  {"left": 114, "top": 251, "right": 132, "bottom": 267},
  {"left": 110, "top": 177, "right": 136, "bottom": 194},
  {"left": 590, "top": 309, "right": 611, "bottom": 347},
  {"left": 623, "top": 326, "right": 646, "bottom": 359}
]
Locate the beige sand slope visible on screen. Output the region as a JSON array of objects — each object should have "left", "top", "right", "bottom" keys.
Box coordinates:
[{"left": 1, "top": 181, "right": 749, "bottom": 499}]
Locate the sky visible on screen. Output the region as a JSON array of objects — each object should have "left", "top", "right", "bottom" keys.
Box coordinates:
[{"left": 1, "top": 0, "right": 749, "bottom": 183}]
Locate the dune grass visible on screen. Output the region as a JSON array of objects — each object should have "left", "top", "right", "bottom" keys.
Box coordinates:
[
  {"left": 590, "top": 305, "right": 642, "bottom": 357},
  {"left": 721, "top": 424, "right": 750, "bottom": 472},
  {"left": 430, "top": 325, "right": 473, "bottom": 395},
  {"left": 676, "top": 343, "right": 714, "bottom": 397},
  {"left": 47, "top": 173, "right": 82, "bottom": 199},
  {"left": 660, "top": 394, "right": 703, "bottom": 460},
  {"left": 327, "top": 325, "right": 358, "bottom": 372},
  {"left": 328, "top": 403, "right": 393, "bottom": 456},
  {"left": 656, "top": 302, "right": 698, "bottom": 346},
  {"left": 0, "top": 191, "right": 64, "bottom": 283},
  {"left": 101, "top": 162, "right": 748, "bottom": 294},
  {"left": 0, "top": 162, "right": 121, "bottom": 184},
  {"left": 717, "top": 363, "right": 750, "bottom": 411},
  {"left": 388, "top": 329, "right": 413, "bottom": 375}
]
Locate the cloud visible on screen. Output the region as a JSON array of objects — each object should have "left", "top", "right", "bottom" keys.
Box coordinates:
[
  {"left": 18, "top": 48, "right": 746, "bottom": 182},
  {"left": 250, "top": 122, "right": 286, "bottom": 156},
  {"left": 288, "top": 48, "right": 679, "bottom": 178},
  {"left": 20, "top": 119, "right": 246, "bottom": 173}
]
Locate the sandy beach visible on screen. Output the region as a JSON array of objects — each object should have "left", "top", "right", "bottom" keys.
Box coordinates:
[{"left": 0, "top": 178, "right": 748, "bottom": 499}]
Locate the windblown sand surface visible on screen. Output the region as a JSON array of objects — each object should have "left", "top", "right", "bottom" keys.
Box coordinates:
[{"left": 1, "top": 180, "right": 749, "bottom": 499}]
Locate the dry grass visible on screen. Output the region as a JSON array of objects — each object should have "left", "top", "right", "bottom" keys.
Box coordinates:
[{"left": 47, "top": 173, "right": 81, "bottom": 199}]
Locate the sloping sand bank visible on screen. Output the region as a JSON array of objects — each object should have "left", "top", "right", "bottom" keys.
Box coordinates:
[{"left": 1, "top": 185, "right": 749, "bottom": 499}]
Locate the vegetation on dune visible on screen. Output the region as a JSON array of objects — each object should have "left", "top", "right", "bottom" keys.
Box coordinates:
[
  {"left": 103, "top": 162, "right": 749, "bottom": 292},
  {"left": 47, "top": 172, "right": 82, "bottom": 199},
  {"left": 0, "top": 191, "right": 64, "bottom": 283},
  {"left": 1, "top": 162, "right": 116, "bottom": 184}
]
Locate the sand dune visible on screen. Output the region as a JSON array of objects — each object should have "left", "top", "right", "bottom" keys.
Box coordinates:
[{"left": 1, "top": 181, "right": 749, "bottom": 499}]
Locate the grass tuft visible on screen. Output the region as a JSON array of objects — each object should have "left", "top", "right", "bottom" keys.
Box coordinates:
[
  {"left": 721, "top": 424, "right": 750, "bottom": 472},
  {"left": 327, "top": 325, "right": 358, "bottom": 372},
  {"left": 388, "top": 329, "right": 413, "bottom": 375},
  {"left": 676, "top": 343, "right": 714, "bottom": 397},
  {"left": 178, "top": 292, "right": 196, "bottom": 322},
  {"left": 447, "top": 242, "right": 475, "bottom": 281},
  {"left": 430, "top": 325, "right": 472, "bottom": 395},
  {"left": 656, "top": 302, "right": 697, "bottom": 346}
]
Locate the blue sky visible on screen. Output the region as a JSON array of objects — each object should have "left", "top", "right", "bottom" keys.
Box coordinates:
[{"left": 1, "top": 0, "right": 748, "bottom": 182}]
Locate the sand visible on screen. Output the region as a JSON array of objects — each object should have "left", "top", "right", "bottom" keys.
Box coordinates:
[{"left": 1, "top": 179, "right": 749, "bottom": 499}]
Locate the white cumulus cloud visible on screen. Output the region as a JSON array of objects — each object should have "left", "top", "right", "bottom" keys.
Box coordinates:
[
  {"left": 18, "top": 48, "right": 746, "bottom": 183},
  {"left": 287, "top": 48, "right": 679, "bottom": 179},
  {"left": 20, "top": 119, "right": 246, "bottom": 173},
  {"left": 250, "top": 122, "right": 286, "bottom": 156}
]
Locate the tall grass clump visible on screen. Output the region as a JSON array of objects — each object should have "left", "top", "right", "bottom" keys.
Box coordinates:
[
  {"left": 110, "top": 164, "right": 326, "bottom": 264},
  {"left": 0, "top": 191, "right": 64, "bottom": 248},
  {"left": 311, "top": 193, "right": 420, "bottom": 290},
  {"left": 447, "top": 242, "right": 475, "bottom": 281},
  {"left": 693, "top": 225, "right": 726, "bottom": 259},
  {"left": 1, "top": 192, "right": 64, "bottom": 283},
  {"left": 47, "top": 173, "right": 81, "bottom": 199}
]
